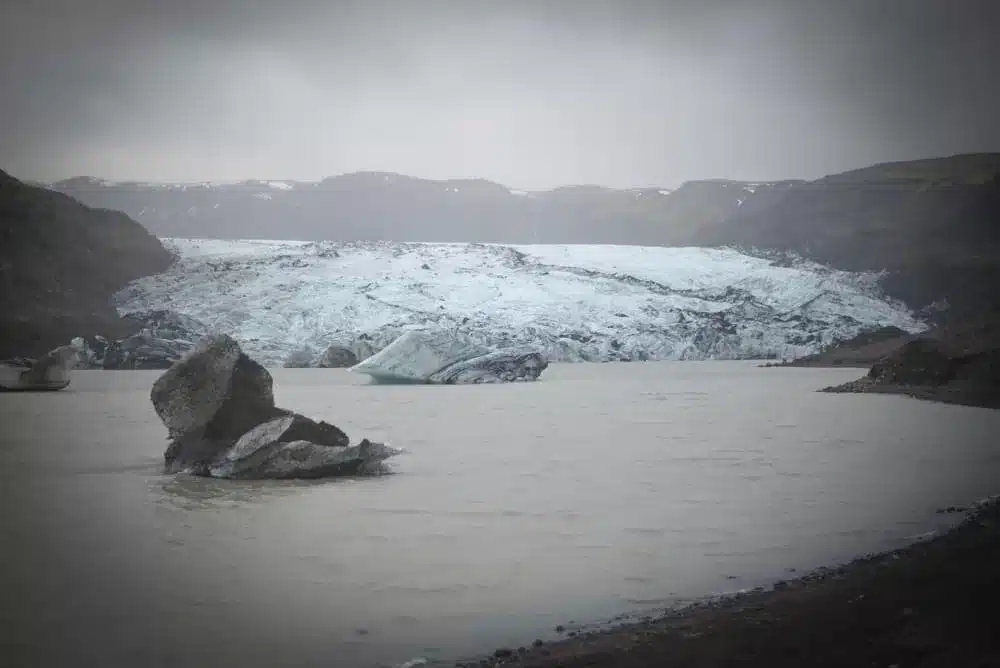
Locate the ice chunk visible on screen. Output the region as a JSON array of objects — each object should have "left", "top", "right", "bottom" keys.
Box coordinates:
[{"left": 351, "top": 330, "right": 489, "bottom": 383}]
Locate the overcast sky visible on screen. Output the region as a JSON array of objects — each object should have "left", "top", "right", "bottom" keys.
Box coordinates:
[{"left": 1, "top": 0, "right": 997, "bottom": 189}]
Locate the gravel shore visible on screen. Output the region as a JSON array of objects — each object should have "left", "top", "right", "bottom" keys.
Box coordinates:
[{"left": 459, "top": 499, "right": 1000, "bottom": 668}]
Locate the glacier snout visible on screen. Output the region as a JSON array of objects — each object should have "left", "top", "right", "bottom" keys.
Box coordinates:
[{"left": 114, "top": 239, "right": 928, "bottom": 366}]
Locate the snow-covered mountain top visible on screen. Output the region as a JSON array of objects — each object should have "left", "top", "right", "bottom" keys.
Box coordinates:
[{"left": 114, "top": 239, "right": 926, "bottom": 366}]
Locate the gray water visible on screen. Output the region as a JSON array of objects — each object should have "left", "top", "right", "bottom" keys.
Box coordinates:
[{"left": 2, "top": 362, "right": 999, "bottom": 668}]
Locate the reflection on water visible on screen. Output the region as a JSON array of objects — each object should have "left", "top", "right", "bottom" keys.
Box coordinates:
[
  {"left": 1, "top": 362, "right": 999, "bottom": 668},
  {"left": 156, "top": 467, "right": 401, "bottom": 510},
  {"left": 156, "top": 474, "right": 321, "bottom": 509}
]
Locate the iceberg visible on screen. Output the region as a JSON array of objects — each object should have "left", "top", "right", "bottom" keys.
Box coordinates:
[{"left": 350, "top": 330, "right": 547, "bottom": 384}]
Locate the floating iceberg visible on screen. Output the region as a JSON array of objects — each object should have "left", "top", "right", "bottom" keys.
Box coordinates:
[{"left": 350, "top": 330, "right": 547, "bottom": 384}]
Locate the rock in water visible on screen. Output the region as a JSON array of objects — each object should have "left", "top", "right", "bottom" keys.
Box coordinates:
[
  {"left": 350, "top": 329, "right": 547, "bottom": 384},
  {"left": 317, "top": 344, "right": 358, "bottom": 368},
  {"left": 429, "top": 349, "right": 548, "bottom": 384},
  {"left": 208, "top": 414, "right": 396, "bottom": 479},
  {"left": 151, "top": 333, "right": 400, "bottom": 478},
  {"left": 151, "top": 334, "right": 286, "bottom": 472}
]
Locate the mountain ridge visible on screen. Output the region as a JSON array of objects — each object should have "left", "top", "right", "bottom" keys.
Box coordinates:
[{"left": 48, "top": 153, "right": 1000, "bottom": 321}]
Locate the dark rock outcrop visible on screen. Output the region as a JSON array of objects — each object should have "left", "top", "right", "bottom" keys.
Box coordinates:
[
  {"left": 867, "top": 339, "right": 956, "bottom": 385},
  {"left": 151, "top": 334, "right": 398, "bottom": 477},
  {"left": 821, "top": 312, "right": 1000, "bottom": 408},
  {"left": 151, "top": 335, "right": 286, "bottom": 473},
  {"left": 0, "top": 169, "right": 174, "bottom": 358}
]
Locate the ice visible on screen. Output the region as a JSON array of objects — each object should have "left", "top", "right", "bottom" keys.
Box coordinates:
[
  {"left": 265, "top": 181, "right": 293, "bottom": 190},
  {"left": 251, "top": 193, "right": 273, "bottom": 200},
  {"left": 116, "top": 239, "right": 928, "bottom": 366},
  {"left": 352, "top": 330, "right": 488, "bottom": 383}
]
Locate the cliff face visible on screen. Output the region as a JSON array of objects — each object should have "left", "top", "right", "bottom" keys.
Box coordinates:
[{"left": 0, "top": 170, "right": 175, "bottom": 357}]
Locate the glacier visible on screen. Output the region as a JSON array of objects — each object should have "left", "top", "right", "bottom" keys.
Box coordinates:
[{"left": 112, "top": 238, "right": 928, "bottom": 367}]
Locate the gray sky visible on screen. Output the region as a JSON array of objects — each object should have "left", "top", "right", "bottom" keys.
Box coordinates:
[{"left": 2, "top": 0, "right": 998, "bottom": 189}]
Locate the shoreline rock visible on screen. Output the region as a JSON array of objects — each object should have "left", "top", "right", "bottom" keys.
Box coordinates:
[{"left": 819, "top": 335, "right": 1000, "bottom": 409}]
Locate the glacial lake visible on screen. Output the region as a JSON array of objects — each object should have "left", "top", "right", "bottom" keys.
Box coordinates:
[{"left": 2, "top": 362, "right": 999, "bottom": 667}]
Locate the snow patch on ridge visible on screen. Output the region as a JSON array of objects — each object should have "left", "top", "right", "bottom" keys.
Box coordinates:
[{"left": 113, "top": 239, "right": 927, "bottom": 366}]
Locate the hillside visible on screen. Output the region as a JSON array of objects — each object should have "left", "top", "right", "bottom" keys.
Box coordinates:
[
  {"left": 696, "top": 155, "right": 1000, "bottom": 319},
  {"left": 0, "top": 170, "right": 174, "bottom": 357}
]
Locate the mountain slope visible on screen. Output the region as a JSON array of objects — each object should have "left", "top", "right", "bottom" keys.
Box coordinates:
[
  {"left": 0, "top": 169, "right": 174, "bottom": 357},
  {"left": 701, "top": 155, "right": 1000, "bottom": 318},
  {"left": 113, "top": 238, "right": 925, "bottom": 366}
]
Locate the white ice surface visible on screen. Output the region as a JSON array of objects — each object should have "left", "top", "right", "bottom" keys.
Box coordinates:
[{"left": 113, "top": 239, "right": 928, "bottom": 366}]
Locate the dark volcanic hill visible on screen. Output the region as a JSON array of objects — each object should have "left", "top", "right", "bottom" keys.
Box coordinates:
[
  {"left": 1, "top": 169, "right": 174, "bottom": 357},
  {"left": 700, "top": 154, "right": 1000, "bottom": 319},
  {"left": 47, "top": 153, "right": 1000, "bottom": 319}
]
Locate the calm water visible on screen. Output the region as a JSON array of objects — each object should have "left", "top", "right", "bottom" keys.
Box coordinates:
[{"left": 2, "top": 362, "right": 999, "bottom": 668}]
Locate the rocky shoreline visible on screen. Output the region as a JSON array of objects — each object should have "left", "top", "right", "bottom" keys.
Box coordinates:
[
  {"left": 765, "top": 315, "right": 1000, "bottom": 410},
  {"left": 457, "top": 498, "right": 1000, "bottom": 668},
  {"left": 820, "top": 379, "right": 1000, "bottom": 410}
]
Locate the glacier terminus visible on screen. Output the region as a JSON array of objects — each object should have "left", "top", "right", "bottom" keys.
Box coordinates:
[{"left": 112, "top": 238, "right": 928, "bottom": 368}]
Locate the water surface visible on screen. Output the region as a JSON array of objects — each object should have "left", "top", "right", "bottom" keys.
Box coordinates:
[{"left": 2, "top": 362, "right": 998, "bottom": 667}]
